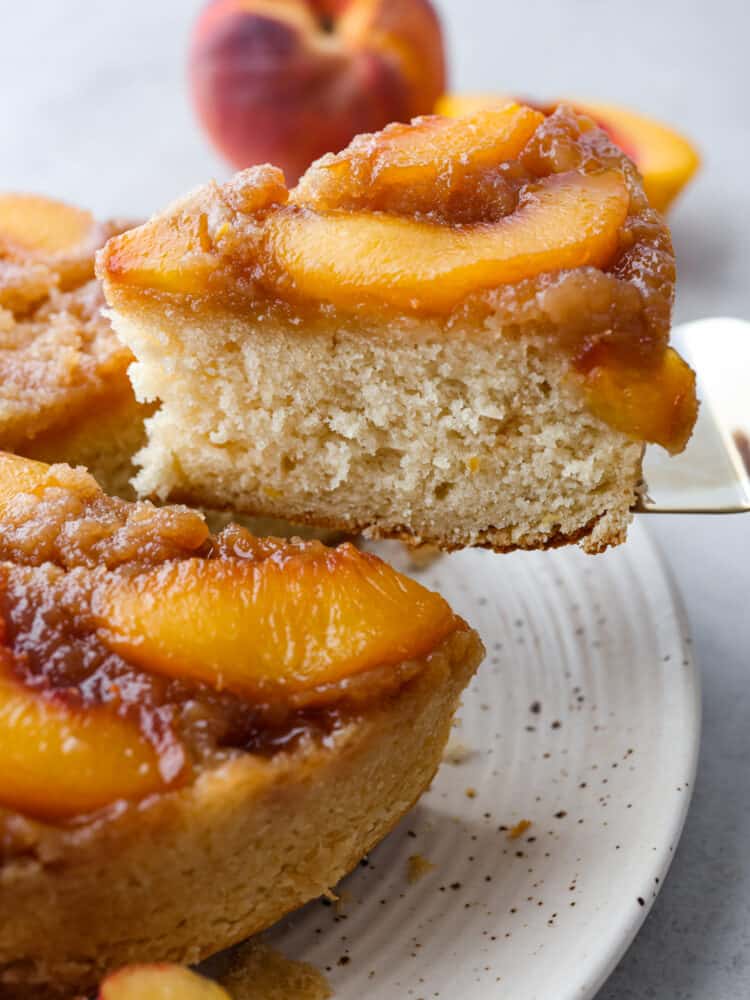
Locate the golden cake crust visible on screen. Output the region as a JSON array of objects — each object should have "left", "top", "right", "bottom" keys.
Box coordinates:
[{"left": 0, "top": 625, "right": 481, "bottom": 1000}]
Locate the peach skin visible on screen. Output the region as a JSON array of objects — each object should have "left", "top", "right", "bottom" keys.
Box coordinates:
[{"left": 189, "top": 0, "right": 446, "bottom": 183}]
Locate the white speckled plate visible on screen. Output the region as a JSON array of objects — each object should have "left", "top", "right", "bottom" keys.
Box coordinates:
[{"left": 260, "top": 520, "right": 700, "bottom": 1000}]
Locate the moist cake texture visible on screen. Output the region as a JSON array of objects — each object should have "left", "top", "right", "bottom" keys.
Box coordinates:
[
  {"left": 0, "top": 194, "right": 150, "bottom": 497},
  {"left": 0, "top": 452, "right": 482, "bottom": 997},
  {"left": 98, "top": 105, "right": 698, "bottom": 553}
]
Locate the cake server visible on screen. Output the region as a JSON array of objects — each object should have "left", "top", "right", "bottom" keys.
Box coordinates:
[{"left": 637, "top": 316, "right": 750, "bottom": 514}]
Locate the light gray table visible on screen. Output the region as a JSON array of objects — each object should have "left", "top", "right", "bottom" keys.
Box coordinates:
[{"left": 1, "top": 2, "right": 748, "bottom": 995}]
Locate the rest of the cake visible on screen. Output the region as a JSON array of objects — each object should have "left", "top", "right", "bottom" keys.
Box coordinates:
[
  {"left": 98, "top": 104, "right": 698, "bottom": 553},
  {"left": 0, "top": 452, "right": 482, "bottom": 997},
  {"left": 0, "top": 194, "right": 150, "bottom": 498}
]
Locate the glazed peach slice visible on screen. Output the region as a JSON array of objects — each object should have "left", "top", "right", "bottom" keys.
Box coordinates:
[
  {"left": 99, "top": 963, "right": 231, "bottom": 1000},
  {"left": 101, "top": 165, "right": 289, "bottom": 296},
  {"left": 293, "top": 103, "right": 544, "bottom": 210},
  {"left": 578, "top": 346, "right": 698, "bottom": 455},
  {"left": 0, "top": 192, "right": 94, "bottom": 255},
  {"left": 0, "top": 452, "right": 99, "bottom": 517},
  {"left": 93, "top": 543, "right": 460, "bottom": 702},
  {"left": 437, "top": 94, "right": 700, "bottom": 213},
  {"left": 270, "top": 169, "right": 630, "bottom": 311},
  {"left": 0, "top": 634, "right": 183, "bottom": 822}
]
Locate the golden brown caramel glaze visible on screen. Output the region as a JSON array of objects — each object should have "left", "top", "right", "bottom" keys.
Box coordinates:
[
  {"left": 99, "top": 106, "right": 697, "bottom": 454},
  {"left": 0, "top": 194, "right": 144, "bottom": 459},
  {"left": 0, "top": 454, "right": 465, "bottom": 820},
  {"left": 0, "top": 457, "right": 210, "bottom": 570}
]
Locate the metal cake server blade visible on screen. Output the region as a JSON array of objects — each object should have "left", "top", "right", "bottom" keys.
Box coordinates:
[{"left": 637, "top": 317, "right": 750, "bottom": 514}]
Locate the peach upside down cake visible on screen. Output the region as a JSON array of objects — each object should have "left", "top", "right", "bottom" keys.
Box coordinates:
[
  {"left": 0, "top": 452, "right": 483, "bottom": 998},
  {"left": 99, "top": 102, "right": 697, "bottom": 554},
  {"left": 0, "top": 194, "right": 150, "bottom": 497}
]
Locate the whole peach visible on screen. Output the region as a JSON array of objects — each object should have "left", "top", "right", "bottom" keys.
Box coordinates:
[{"left": 189, "top": 0, "right": 447, "bottom": 183}]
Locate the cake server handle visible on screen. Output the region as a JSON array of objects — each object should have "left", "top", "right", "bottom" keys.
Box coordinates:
[{"left": 635, "top": 317, "right": 750, "bottom": 514}]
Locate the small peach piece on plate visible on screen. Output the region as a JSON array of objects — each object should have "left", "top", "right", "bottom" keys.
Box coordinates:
[
  {"left": 436, "top": 93, "right": 700, "bottom": 213},
  {"left": 270, "top": 169, "right": 630, "bottom": 311},
  {"left": 93, "top": 543, "right": 459, "bottom": 701},
  {"left": 99, "top": 963, "right": 231, "bottom": 999},
  {"left": 189, "top": 0, "right": 446, "bottom": 184},
  {"left": 0, "top": 193, "right": 94, "bottom": 255}
]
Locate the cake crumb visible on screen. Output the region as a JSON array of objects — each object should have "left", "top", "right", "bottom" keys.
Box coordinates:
[
  {"left": 465, "top": 787, "right": 477, "bottom": 799},
  {"left": 443, "top": 740, "right": 474, "bottom": 765},
  {"left": 407, "top": 854, "right": 436, "bottom": 883},
  {"left": 219, "top": 939, "right": 332, "bottom": 1000},
  {"left": 507, "top": 819, "right": 532, "bottom": 840},
  {"left": 334, "top": 889, "right": 350, "bottom": 916}
]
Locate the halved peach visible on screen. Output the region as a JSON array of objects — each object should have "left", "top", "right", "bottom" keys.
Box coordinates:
[
  {"left": 436, "top": 93, "right": 700, "bottom": 213},
  {"left": 578, "top": 346, "right": 698, "bottom": 454},
  {"left": 93, "top": 543, "right": 459, "bottom": 701},
  {"left": 270, "top": 169, "right": 630, "bottom": 311},
  {"left": 293, "top": 103, "right": 544, "bottom": 210},
  {"left": 99, "top": 963, "right": 231, "bottom": 1000},
  {"left": 0, "top": 643, "right": 183, "bottom": 821},
  {"left": 0, "top": 193, "right": 94, "bottom": 255}
]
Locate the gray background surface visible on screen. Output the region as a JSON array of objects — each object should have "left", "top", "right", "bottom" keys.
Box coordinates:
[{"left": 1, "top": 2, "right": 748, "bottom": 996}]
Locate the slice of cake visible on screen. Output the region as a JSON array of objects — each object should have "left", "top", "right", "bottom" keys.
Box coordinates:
[
  {"left": 0, "top": 452, "right": 482, "bottom": 998},
  {"left": 98, "top": 104, "right": 698, "bottom": 553},
  {"left": 0, "top": 194, "right": 151, "bottom": 498}
]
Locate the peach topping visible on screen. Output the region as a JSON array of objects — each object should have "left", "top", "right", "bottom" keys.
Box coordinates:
[
  {"left": 0, "top": 613, "right": 180, "bottom": 822},
  {"left": 269, "top": 170, "right": 629, "bottom": 311},
  {"left": 95, "top": 544, "right": 457, "bottom": 701},
  {"left": 0, "top": 453, "right": 462, "bottom": 821},
  {"left": 98, "top": 105, "right": 697, "bottom": 453},
  {"left": 293, "top": 103, "right": 545, "bottom": 217},
  {"left": 0, "top": 193, "right": 93, "bottom": 257}
]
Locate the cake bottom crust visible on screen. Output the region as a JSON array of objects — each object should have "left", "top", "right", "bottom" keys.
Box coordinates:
[{"left": 0, "top": 628, "right": 482, "bottom": 999}]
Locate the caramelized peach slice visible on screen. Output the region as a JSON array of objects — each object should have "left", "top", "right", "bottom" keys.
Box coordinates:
[
  {"left": 293, "top": 103, "right": 544, "bottom": 210},
  {"left": 99, "top": 963, "right": 231, "bottom": 1000},
  {"left": 0, "top": 647, "right": 182, "bottom": 821},
  {"left": 0, "top": 193, "right": 94, "bottom": 255},
  {"left": 437, "top": 93, "right": 700, "bottom": 213},
  {"left": 270, "top": 169, "right": 630, "bottom": 311},
  {"left": 0, "top": 452, "right": 99, "bottom": 518},
  {"left": 101, "top": 166, "right": 288, "bottom": 295},
  {"left": 93, "top": 543, "right": 459, "bottom": 701},
  {"left": 102, "top": 209, "right": 221, "bottom": 296},
  {"left": 578, "top": 347, "right": 698, "bottom": 454}
]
